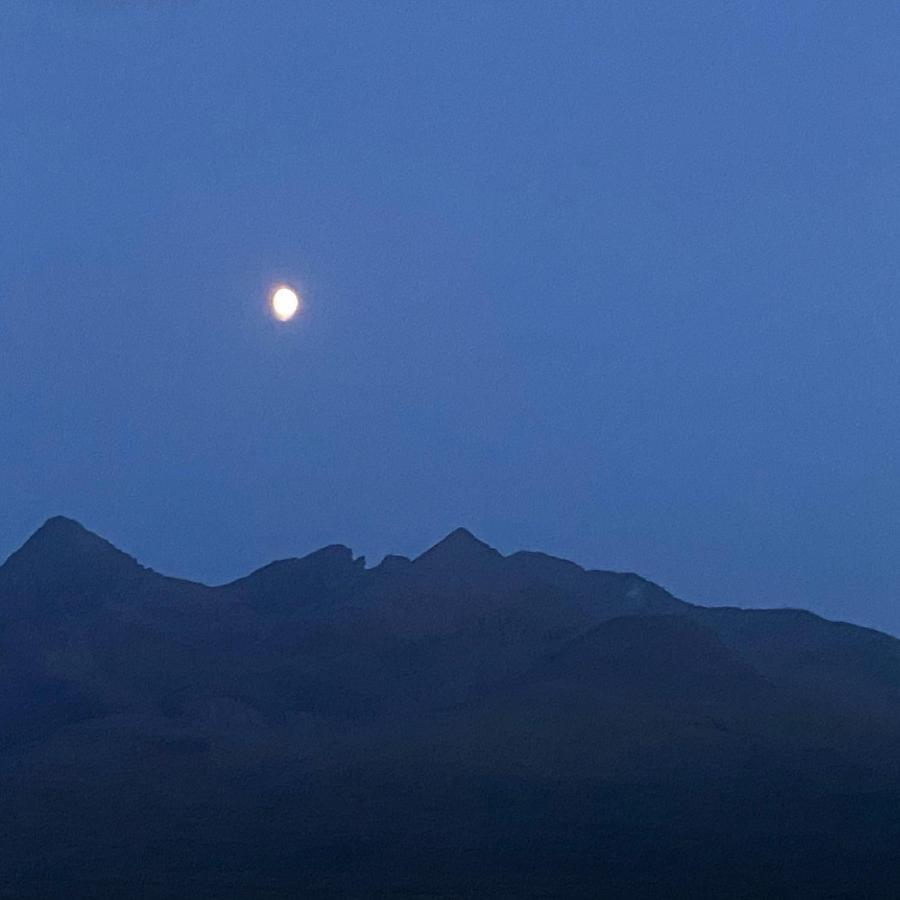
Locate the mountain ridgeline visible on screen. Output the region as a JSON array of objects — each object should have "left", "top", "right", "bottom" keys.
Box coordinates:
[{"left": 2, "top": 517, "right": 900, "bottom": 897}]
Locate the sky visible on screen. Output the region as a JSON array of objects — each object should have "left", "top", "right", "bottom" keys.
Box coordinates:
[{"left": 2, "top": 1, "right": 900, "bottom": 634}]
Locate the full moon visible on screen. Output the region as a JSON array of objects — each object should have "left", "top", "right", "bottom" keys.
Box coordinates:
[{"left": 271, "top": 285, "right": 301, "bottom": 322}]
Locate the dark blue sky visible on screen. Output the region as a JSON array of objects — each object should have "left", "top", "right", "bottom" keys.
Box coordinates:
[{"left": 2, "top": 2, "right": 899, "bottom": 633}]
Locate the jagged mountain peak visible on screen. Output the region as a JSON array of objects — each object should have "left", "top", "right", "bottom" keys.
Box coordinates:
[
  {"left": 0, "top": 516, "right": 146, "bottom": 598},
  {"left": 414, "top": 527, "right": 502, "bottom": 568},
  {"left": 4, "top": 516, "right": 139, "bottom": 569},
  {"left": 235, "top": 543, "right": 358, "bottom": 582},
  {"left": 29, "top": 515, "right": 97, "bottom": 544},
  {"left": 225, "top": 544, "right": 365, "bottom": 611}
]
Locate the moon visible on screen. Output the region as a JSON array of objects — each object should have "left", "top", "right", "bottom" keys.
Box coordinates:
[{"left": 271, "top": 285, "right": 301, "bottom": 322}]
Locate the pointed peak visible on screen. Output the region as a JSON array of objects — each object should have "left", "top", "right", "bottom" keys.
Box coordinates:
[
  {"left": 1, "top": 516, "right": 144, "bottom": 587},
  {"left": 415, "top": 527, "right": 501, "bottom": 567},
  {"left": 447, "top": 526, "right": 481, "bottom": 541},
  {"left": 19, "top": 516, "right": 129, "bottom": 557},
  {"left": 35, "top": 515, "right": 90, "bottom": 536}
]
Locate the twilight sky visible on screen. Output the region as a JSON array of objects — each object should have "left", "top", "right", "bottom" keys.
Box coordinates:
[{"left": 2, "top": 2, "right": 899, "bottom": 633}]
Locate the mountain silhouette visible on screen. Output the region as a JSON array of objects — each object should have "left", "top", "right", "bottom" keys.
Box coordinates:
[
  {"left": 0, "top": 515, "right": 146, "bottom": 597},
  {"left": 414, "top": 525, "right": 502, "bottom": 567},
  {"left": 2, "top": 518, "right": 900, "bottom": 897}
]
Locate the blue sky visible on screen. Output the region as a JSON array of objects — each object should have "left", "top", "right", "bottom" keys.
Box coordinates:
[{"left": 2, "top": 1, "right": 900, "bottom": 633}]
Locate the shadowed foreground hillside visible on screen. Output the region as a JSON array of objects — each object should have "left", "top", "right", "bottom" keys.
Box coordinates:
[{"left": 2, "top": 517, "right": 900, "bottom": 897}]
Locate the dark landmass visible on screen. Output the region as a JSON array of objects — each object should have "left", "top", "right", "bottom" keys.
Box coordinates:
[{"left": 2, "top": 517, "right": 900, "bottom": 897}]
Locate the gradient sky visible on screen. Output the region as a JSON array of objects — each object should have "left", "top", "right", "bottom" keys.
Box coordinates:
[{"left": 2, "top": 2, "right": 899, "bottom": 633}]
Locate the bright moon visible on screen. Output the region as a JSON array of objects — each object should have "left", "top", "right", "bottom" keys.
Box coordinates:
[{"left": 271, "top": 285, "right": 301, "bottom": 322}]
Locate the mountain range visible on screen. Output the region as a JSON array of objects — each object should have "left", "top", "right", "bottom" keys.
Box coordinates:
[{"left": 2, "top": 516, "right": 900, "bottom": 897}]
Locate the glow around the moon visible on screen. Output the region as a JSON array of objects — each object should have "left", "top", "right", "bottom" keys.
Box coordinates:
[{"left": 271, "top": 285, "right": 301, "bottom": 322}]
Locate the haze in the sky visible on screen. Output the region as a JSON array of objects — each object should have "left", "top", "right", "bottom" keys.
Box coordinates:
[{"left": 1, "top": 1, "right": 899, "bottom": 634}]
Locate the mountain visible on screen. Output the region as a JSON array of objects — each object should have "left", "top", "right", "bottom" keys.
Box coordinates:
[{"left": 1, "top": 517, "right": 900, "bottom": 897}]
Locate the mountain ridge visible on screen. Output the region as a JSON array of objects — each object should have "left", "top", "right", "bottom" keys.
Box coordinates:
[
  {"left": 0, "top": 516, "right": 701, "bottom": 607},
  {"left": 1, "top": 515, "right": 887, "bottom": 640},
  {"left": 3, "top": 515, "right": 900, "bottom": 896}
]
